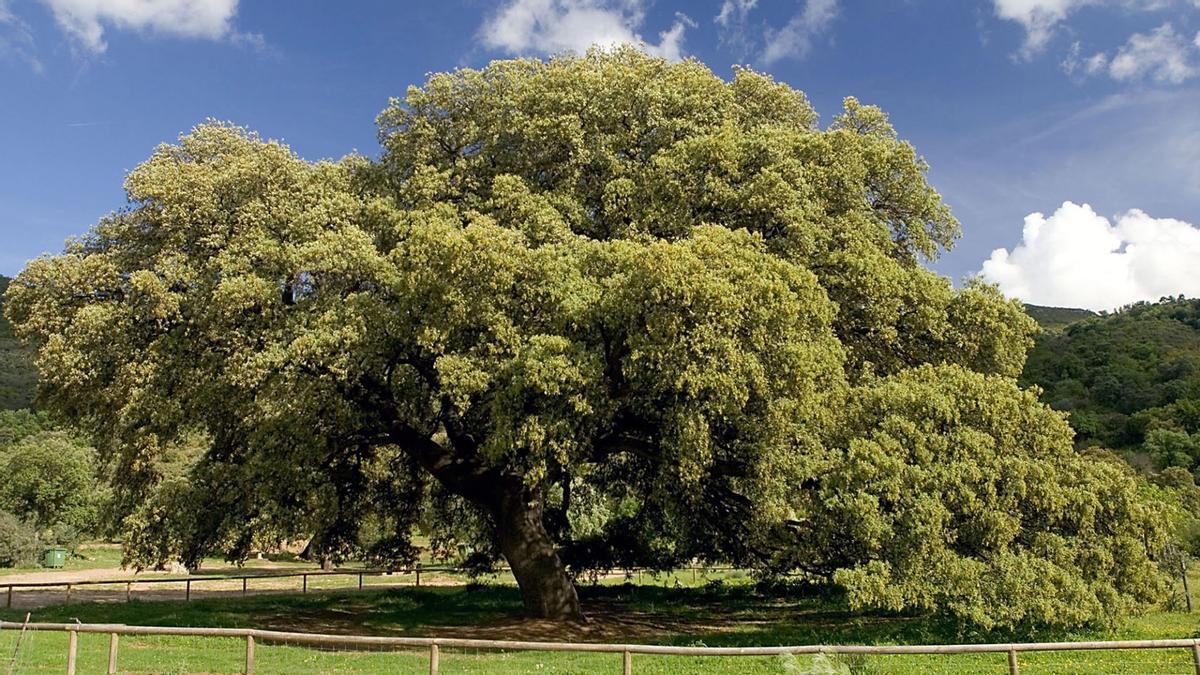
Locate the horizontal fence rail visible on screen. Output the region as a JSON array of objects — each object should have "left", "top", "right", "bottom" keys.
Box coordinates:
[
  {"left": 2, "top": 621, "right": 1199, "bottom": 675},
  {"left": 1, "top": 564, "right": 738, "bottom": 609}
]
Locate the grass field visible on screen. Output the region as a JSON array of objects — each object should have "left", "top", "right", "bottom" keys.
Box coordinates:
[{"left": 3, "top": 571, "right": 1200, "bottom": 674}]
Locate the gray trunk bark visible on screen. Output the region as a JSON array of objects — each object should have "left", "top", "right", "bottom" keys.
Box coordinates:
[{"left": 494, "top": 488, "right": 583, "bottom": 622}]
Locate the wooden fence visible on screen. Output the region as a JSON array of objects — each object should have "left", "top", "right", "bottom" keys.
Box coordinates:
[
  {"left": 2, "top": 621, "right": 1199, "bottom": 675},
  {"left": 1, "top": 565, "right": 438, "bottom": 609},
  {"left": 1, "top": 564, "right": 730, "bottom": 609}
]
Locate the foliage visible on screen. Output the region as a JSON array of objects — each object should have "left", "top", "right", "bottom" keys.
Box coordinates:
[
  {"left": 1021, "top": 297, "right": 1200, "bottom": 471},
  {"left": 0, "top": 408, "right": 54, "bottom": 446},
  {"left": 0, "top": 275, "right": 38, "bottom": 410},
  {"left": 3, "top": 49, "right": 1164, "bottom": 626},
  {"left": 1023, "top": 304, "right": 1096, "bottom": 333},
  {"left": 0, "top": 509, "right": 39, "bottom": 567},
  {"left": 788, "top": 366, "right": 1168, "bottom": 630},
  {"left": 0, "top": 413, "right": 107, "bottom": 559},
  {"left": 0, "top": 431, "right": 102, "bottom": 544}
]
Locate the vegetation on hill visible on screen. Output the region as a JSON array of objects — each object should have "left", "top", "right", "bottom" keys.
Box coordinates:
[
  {"left": 2, "top": 49, "right": 1175, "bottom": 629},
  {"left": 1022, "top": 297, "right": 1200, "bottom": 463},
  {"left": 1022, "top": 296, "right": 1200, "bottom": 556},
  {"left": 1024, "top": 304, "right": 1097, "bottom": 332},
  {"left": 0, "top": 275, "right": 37, "bottom": 410}
]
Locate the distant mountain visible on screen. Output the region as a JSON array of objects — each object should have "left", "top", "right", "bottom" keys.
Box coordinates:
[
  {"left": 0, "top": 275, "right": 38, "bottom": 410},
  {"left": 1024, "top": 304, "right": 1097, "bottom": 332},
  {"left": 1021, "top": 297, "right": 1200, "bottom": 470}
]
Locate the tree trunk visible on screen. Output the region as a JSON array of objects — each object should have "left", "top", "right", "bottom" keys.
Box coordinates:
[
  {"left": 494, "top": 487, "right": 583, "bottom": 622},
  {"left": 385, "top": 422, "right": 583, "bottom": 621}
]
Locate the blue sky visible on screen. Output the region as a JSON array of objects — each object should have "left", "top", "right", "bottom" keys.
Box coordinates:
[{"left": 1, "top": 0, "right": 1199, "bottom": 309}]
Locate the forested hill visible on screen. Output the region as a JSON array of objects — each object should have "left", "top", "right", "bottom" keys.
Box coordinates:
[
  {"left": 1023, "top": 304, "right": 1097, "bottom": 332},
  {"left": 1021, "top": 297, "right": 1200, "bottom": 473},
  {"left": 0, "top": 274, "right": 37, "bottom": 410}
]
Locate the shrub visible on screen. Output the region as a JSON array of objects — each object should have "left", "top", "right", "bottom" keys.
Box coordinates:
[{"left": 0, "top": 509, "right": 38, "bottom": 568}]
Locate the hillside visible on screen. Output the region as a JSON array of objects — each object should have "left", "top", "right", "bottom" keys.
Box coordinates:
[
  {"left": 0, "top": 274, "right": 37, "bottom": 410},
  {"left": 1021, "top": 297, "right": 1200, "bottom": 474},
  {"left": 1024, "top": 304, "right": 1097, "bottom": 332}
]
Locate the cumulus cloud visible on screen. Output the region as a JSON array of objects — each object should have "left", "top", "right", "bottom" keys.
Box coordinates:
[
  {"left": 980, "top": 201, "right": 1200, "bottom": 311},
  {"left": 760, "top": 0, "right": 838, "bottom": 64},
  {"left": 993, "top": 0, "right": 1092, "bottom": 58},
  {"left": 480, "top": 0, "right": 693, "bottom": 61},
  {"left": 1108, "top": 23, "right": 1199, "bottom": 82},
  {"left": 1062, "top": 23, "right": 1200, "bottom": 83},
  {"left": 37, "top": 0, "right": 247, "bottom": 53},
  {"left": 992, "top": 0, "right": 1186, "bottom": 60}
]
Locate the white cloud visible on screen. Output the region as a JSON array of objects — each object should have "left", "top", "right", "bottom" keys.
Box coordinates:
[
  {"left": 715, "top": 0, "right": 756, "bottom": 28},
  {"left": 714, "top": 0, "right": 757, "bottom": 56},
  {"left": 37, "top": 0, "right": 244, "bottom": 53},
  {"left": 993, "top": 0, "right": 1093, "bottom": 58},
  {"left": 0, "top": 0, "right": 43, "bottom": 72},
  {"left": 980, "top": 201, "right": 1200, "bottom": 310},
  {"left": 480, "top": 0, "right": 692, "bottom": 61},
  {"left": 992, "top": 0, "right": 1183, "bottom": 59},
  {"left": 1108, "top": 23, "right": 1199, "bottom": 82},
  {"left": 1061, "top": 40, "right": 1108, "bottom": 76},
  {"left": 760, "top": 0, "right": 838, "bottom": 64}
]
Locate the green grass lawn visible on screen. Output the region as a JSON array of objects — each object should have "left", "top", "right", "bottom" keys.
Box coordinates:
[{"left": 2, "top": 576, "right": 1200, "bottom": 674}]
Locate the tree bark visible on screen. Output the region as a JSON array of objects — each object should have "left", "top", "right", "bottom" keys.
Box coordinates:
[
  {"left": 386, "top": 420, "right": 583, "bottom": 621},
  {"left": 494, "top": 486, "right": 583, "bottom": 622}
]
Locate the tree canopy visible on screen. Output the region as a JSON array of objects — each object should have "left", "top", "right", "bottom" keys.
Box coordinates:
[
  {"left": 0, "top": 275, "right": 37, "bottom": 410},
  {"left": 4, "top": 48, "right": 1169, "bottom": 626}
]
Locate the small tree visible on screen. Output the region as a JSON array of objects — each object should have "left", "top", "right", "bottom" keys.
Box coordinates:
[{"left": 0, "top": 431, "right": 100, "bottom": 539}]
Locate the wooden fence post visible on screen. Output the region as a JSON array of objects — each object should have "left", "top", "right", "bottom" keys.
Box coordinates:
[
  {"left": 303, "top": 574, "right": 308, "bottom": 594},
  {"left": 65, "top": 584, "right": 71, "bottom": 603},
  {"left": 242, "top": 577, "right": 247, "bottom": 596},
  {"left": 5, "top": 586, "right": 10, "bottom": 609},
  {"left": 125, "top": 582, "right": 131, "bottom": 603},
  {"left": 185, "top": 579, "right": 191, "bottom": 602},
  {"left": 1008, "top": 648, "right": 1019, "bottom": 675},
  {"left": 416, "top": 564, "right": 421, "bottom": 587},
  {"left": 623, "top": 649, "right": 632, "bottom": 675},
  {"left": 107, "top": 632, "right": 119, "bottom": 674},
  {"left": 429, "top": 643, "right": 440, "bottom": 674},
  {"left": 1182, "top": 556, "right": 1194, "bottom": 613},
  {"left": 1191, "top": 640, "right": 1200, "bottom": 675},
  {"left": 358, "top": 573, "right": 363, "bottom": 590},
  {"left": 66, "top": 629, "right": 78, "bottom": 675},
  {"left": 245, "top": 634, "right": 255, "bottom": 675}
]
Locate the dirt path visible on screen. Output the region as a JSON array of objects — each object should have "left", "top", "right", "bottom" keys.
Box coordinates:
[{"left": 0, "top": 570, "right": 473, "bottom": 611}]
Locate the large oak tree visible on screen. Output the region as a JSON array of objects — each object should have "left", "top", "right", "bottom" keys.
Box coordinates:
[{"left": 5, "top": 49, "right": 1168, "bottom": 625}]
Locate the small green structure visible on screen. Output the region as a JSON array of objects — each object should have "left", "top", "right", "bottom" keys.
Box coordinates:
[{"left": 42, "top": 548, "right": 67, "bottom": 568}]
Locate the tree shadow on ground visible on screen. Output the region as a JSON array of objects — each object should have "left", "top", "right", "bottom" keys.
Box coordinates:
[{"left": 0, "top": 583, "right": 1092, "bottom": 646}]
